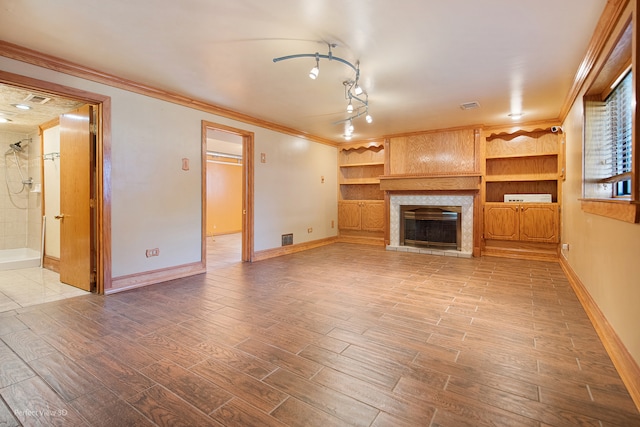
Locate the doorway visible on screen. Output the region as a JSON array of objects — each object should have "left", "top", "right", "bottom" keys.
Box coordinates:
[
  {"left": 202, "top": 121, "right": 254, "bottom": 262},
  {"left": 0, "top": 69, "right": 111, "bottom": 293}
]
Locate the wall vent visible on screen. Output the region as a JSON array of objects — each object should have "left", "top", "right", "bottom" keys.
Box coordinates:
[{"left": 281, "top": 233, "right": 293, "bottom": 246}]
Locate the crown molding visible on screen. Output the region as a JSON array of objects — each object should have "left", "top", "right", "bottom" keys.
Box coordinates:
[{"left": 0, "top": 40, "right": 338, "bottom": 147}]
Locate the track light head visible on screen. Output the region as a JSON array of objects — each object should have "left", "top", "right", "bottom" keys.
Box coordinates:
[{"left": 309, "top": 53, "right": 320, "bottom": 79}]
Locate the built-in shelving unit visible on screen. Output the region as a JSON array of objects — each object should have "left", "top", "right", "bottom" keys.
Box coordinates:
[
  {"left": 482, "top": 127, "right": 563, "bottom": 260},
  {"left": 338, "top": 142, "right": 385, "bottom": 244}
]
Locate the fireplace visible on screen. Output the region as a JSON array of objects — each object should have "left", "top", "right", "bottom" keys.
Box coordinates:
[
  {"left": 401, "top": 205, "right": 462, "bottom": 251},
  {"left": 388, "top": 195, "right": 473, "bottom": 257}
]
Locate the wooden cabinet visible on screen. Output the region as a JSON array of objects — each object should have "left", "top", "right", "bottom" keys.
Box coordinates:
[
  {"left": 338, "top": 201, "right": 385, "bottom": 232},
  {"left": 482, "top": 127, "right": 563, "bottom": 260},
  {"left": 484, "top": 203, "right": 558, "bottom": 243},
  {"left": 338, "top": 142, "right": 385, "bottom": 244}
]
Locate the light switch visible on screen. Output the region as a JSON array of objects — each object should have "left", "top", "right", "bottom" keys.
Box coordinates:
[
  {"left": 260, "top": 153, "right": 266, "bottom": 163},
  {"left": 182, "top": 158, "right": 189, "bottom": 171}
]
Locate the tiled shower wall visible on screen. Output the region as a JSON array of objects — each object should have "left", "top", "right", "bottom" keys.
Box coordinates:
[{"left": 0, "top": 131, "right": 41, "bottom": 251}]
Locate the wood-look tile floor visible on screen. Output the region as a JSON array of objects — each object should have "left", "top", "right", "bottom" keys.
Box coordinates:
[{"left": 1, "top": 234, "right": 639, "bottom": 426}]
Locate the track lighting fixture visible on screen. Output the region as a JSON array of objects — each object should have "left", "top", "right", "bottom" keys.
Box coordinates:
[
  {"left": 273, "top": 42, "right": 373, "bottom": 139},
  {"left": 309, "top": 53, "right": 320, "bottom": 79}
]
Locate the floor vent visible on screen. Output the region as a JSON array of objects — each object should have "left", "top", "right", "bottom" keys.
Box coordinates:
[{"left": 281, "top": 233, "right": 293, "bottom": 246}]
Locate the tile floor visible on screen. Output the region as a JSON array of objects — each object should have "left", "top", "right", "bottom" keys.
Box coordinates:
[
  {"left": 1, "top": 238, "right": 638, "bottom": 426},
  {"left": 0, "top": 234, "right": 240, "bottom": 314},
  {"left": 0, "top": 267, "right": 89, "bottom": 313}
]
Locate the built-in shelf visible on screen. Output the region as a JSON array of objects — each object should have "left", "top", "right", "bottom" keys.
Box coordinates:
[
  {"left": 485, "top": 152, "right": 558, "bottom": 160},
  {"left": 485, "top": 174, "right": 559, "bottom": 182},
  {"left": 339, "top": 162, "right": 385, "bottom": 168},
  {"left": 340, "top": 178, "right": 382, "bottom": 185}
]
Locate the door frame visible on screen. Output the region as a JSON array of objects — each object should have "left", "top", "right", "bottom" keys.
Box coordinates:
[
  {"left": 202, "top": 121, "right": 254, "bottom": 262},
  {"left": 0, "top": 69, "right": 111, "bottom": 293}
]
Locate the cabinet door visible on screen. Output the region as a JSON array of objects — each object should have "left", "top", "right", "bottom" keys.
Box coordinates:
[
  {"left": 360, "top": 201, "right": 385, "bottom": 232},
  {"left": 519, "top": 204, "right": 559, "bottom": 243},
  {"left": 338, "top": 201, "right": 362, "bottom": 230},
  {"left": 484, "top": 203, "right": 519, "bottom": 240}
]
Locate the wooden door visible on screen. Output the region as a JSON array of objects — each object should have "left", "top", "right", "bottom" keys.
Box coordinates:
[
  {"left": 484, "top": 203, "right": 519, "bottom": 240},
  {"left": 59, "top": 105, "right": 93, "bottom": 291},
  {"left": 519, "top": 204, "right": 559, "bottom": 243},
  {"left": 360, "top": 201, "right": 385, "bottom": 232},
  {"left": 338, "top": 201, "right": 362, "bottom": 230}
]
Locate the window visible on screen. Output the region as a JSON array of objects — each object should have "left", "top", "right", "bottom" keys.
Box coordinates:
[
  {"left": 579, "top": 14, "right": 638, "bottom": 223},
  {"left": 584, "top": 70, "right": 632, "bottom": 199}
]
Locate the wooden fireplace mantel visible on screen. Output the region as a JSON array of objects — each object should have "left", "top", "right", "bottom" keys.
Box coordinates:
[{"left": 379, "top": 174, "right": 482, "bottom": 192}]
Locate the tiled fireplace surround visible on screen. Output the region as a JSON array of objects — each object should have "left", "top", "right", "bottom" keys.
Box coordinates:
[{"left": 387, "top": 194, "right": 474, "bottom": 258}]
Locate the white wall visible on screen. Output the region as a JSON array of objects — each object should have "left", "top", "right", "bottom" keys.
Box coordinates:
[
  {"left": 0, "top": 56, "right": 337, "bottom": 279},
  {"left": 254, "top": 135, "right": 337, "bottom": 250}
]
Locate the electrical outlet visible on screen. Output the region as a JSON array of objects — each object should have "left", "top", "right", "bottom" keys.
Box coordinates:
[
  {"left": 331, "top": 220, "right": 334, "bottom": 228},
  {"left": 307, "top": 227, "right": 313, "bottom": 233},
  {"left": 146, "top": 248, "right": 160, "bottom": 257}
]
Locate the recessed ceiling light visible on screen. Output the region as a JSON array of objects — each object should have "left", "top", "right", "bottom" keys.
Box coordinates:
[
  {"left": 0, "top": 118, "right": 12, "bottom": 123},
  {"left": 13, "top": 104, "right": 31, "bottom": 110},
  {"left": 508, "top": 112, "right": 524, "bottom": 119}
]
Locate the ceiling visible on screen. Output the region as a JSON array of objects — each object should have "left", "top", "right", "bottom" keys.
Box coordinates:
[
  {"left": 0, "top": 84, "right": 84, "bottom": 134},
  {"left": 0, "top": 0, "right": 607, "bottom": 142}
]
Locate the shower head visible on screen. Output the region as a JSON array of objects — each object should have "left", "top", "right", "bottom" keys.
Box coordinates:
[{"left": 7, "top": 139, "right": 31, "bottom": 153}]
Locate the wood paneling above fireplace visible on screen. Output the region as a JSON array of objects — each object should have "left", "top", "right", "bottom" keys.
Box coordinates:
[
  {"left": 386, "top": 127, "right": 481, "bottom": 177},
  {"left": 382, "top": 126, "right": 482, "bottom": 192}
]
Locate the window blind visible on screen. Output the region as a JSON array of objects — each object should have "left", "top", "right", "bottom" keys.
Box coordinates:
[
  {"left": 583, "top": 71, "right": 632, "bottom": 198},
  {"left": 605, "top": 71, "right": 632, "bottom": 180}
]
